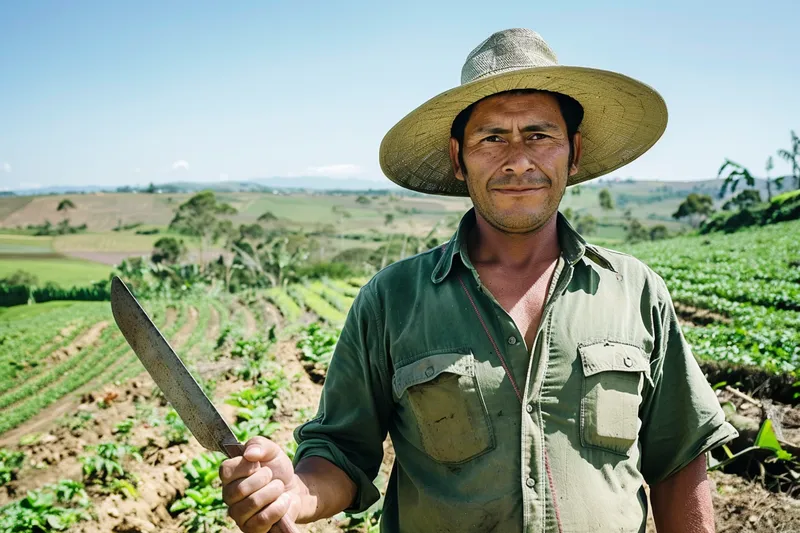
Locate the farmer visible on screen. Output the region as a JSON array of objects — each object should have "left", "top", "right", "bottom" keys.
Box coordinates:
[{"left": 220, "top": 28, "right": 738, "bottom": 532}]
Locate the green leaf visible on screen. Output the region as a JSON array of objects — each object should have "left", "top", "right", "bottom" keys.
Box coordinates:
[{"left": 754, "top": 419, "right": 784, "bottom": 454}]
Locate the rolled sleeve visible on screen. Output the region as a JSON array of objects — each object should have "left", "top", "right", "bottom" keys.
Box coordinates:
[
  {"left": 639, "top": 276, "right": 738, "bottom": 485},
  {"left": 292, "top": 284, "right": 392, "bottom": 513}
]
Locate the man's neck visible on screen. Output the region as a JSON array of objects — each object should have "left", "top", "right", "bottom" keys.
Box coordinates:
[{"left": 467, "top": 211, "right": 561, "bottom": 272}]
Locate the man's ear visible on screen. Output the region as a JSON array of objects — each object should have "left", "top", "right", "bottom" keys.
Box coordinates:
[
  {"left": 449, "top": 137, "right": 466, "bottom": 182},
  {"left": 569, "top": 132, "right": 583, "bottom": 177}
]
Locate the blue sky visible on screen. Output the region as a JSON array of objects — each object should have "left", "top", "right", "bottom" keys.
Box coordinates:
[{"left": 1, "top": 0, "right": 798, "bottom": 191}]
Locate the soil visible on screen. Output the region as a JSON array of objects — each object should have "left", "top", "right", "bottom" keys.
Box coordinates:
[
  {"left": 675, "top": 301, "right": 733, "bottom": 326},
  {"left": 2, "top": 309, "right": 799, "bottom": 533}
]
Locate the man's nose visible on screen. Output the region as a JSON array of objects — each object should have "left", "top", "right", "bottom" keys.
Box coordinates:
[{"left": 503, "top": 141, "right": 536, "bottom": 175}]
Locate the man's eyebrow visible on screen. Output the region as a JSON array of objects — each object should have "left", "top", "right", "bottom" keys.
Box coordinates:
[{"left": 472, "top": 121, "right": 562, "bottom": 135}]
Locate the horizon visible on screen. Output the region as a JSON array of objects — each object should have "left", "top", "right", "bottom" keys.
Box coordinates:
[{"left": 1, "top": 1, "right": 798, "bottom": 191}]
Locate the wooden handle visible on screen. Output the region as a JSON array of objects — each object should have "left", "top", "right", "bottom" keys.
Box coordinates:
[{"left": 223, "top": 443, "right": 302, "bottom": 533}]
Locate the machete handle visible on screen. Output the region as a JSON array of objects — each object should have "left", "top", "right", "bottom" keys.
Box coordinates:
[{"left": 224, "top": 442, "right": 302, "bottom": 533}]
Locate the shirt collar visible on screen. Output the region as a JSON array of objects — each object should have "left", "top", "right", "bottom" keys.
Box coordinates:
[{"left": 431, "top": 208, "right": 609, "bottom": 284}]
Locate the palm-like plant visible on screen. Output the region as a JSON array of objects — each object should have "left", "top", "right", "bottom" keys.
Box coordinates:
[{"left": 777, "top": 130, "right": 799, "bottom": 190}]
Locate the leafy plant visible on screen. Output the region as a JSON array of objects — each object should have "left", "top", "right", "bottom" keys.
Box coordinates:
[
  {"left": 0, "top": 480, "right": 91, "bottom": 532},
  {"left": 112, "top": 418, "right": 135, "bottom": 438},
  {"left": 296, "top": 323, "right": 339, "bottom": 370},
  {"left": 170, "top": 452, "right": 229, "bottom": 533},
  {"left": 0, "top": 448, "right": 25, "bottom": 486},
  {"left": 58, "top": 411, "right": 94, "bottom": 434},
  {"left": 163, "top": 409, "right": 190, "bottom": 446},
  {"left": 79, "top": 442, "right": 141, "bottom": 494}
]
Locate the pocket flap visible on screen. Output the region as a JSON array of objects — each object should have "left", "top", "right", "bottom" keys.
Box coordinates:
[
  {"left": 579, "top": 342, "right": 650, "bottom": 379},
  {"left": 393, "top": 350, "right": 474, "bottom": 399}
]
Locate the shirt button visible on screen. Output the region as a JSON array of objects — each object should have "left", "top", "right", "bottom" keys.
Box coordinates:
[
  {"left": 526, "top": 478, "right": 536, "bottom": 488},
  {"left": 425, "top": 366, "right": 434, "bottom": 377},
  {"left": 507, "top": 336, "right": 518, "bottom": 346},
  {"left": 525, "top": 404, "right": 534, "bottom": 414}
]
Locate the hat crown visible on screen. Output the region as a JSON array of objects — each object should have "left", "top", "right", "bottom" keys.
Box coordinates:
[{"left": 461, "top": 28, "right": 558, "bottom": 85}]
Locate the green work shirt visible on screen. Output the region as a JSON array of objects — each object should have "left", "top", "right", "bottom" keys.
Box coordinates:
[{"left": 293, "top": 209, "right": 737, "bottom": 533}]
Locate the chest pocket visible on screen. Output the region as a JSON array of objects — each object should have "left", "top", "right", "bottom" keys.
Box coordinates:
[
  {"left": 393, "top": 350, "right": 494, "bottom": 464},
  {"left": 579, "top": 341, "right": 651, "bottom": 456}
]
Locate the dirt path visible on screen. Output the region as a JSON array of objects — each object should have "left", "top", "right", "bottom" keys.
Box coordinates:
[
  {"left": 237, "top": 302, "right": 258, "bottom": 337},
  {"left": 262, "top": 299, "right": 282, "bottom": 328},
  {"left": 206, "top": 304, "right": 221, "bottom": 345},
  {"left": 170, "top": 306, "right": 199, "bottom": 351}
]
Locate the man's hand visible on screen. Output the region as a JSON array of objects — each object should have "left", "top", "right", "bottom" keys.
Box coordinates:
[{"left": 220, "top": 436, "right": 302, "bottom": 533}]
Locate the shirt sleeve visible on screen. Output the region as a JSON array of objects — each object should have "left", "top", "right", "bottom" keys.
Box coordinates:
[
  {"left": 639, "top": 275, "right": 738, "bottom": 485},
  {"left": 292, "top": 283, "right": 392, "bottom": 513}
]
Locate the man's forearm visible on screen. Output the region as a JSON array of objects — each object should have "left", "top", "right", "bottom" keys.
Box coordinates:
[
  {"left": 291, "top": 456, "right": 358, "bottom": 523},
  {"left": 650, "top": 454, "right": 715, "bottom": 532}
]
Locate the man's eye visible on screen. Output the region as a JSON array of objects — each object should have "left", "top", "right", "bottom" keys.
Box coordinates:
[
  {"left": 529, "top": 133, "right": 547, "bottom": 140},
  {"left": 483, "top": 135, "right": 503, "bottom": 142}
]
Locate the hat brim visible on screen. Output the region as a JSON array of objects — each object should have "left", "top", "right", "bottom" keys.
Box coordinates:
[{"left": 379, "top": 66, "right": 668, "bottom": 197}]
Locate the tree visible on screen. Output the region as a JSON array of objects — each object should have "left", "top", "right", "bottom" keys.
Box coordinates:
[
  {"left": 626, "top": 219, "right": 649, "bottom": 243},
  {"left": 648, "top": 225, "right": 669, "bottom": 241},
  {"left": 151, "top": 237, "right": 187, "bottom": 265},
  {"left": 717, "top": 158, "right": 783, "bottom": 202},
  {"left": 570, "top": 185, "right": 582, "bottom": 196},
  {"left": 57, "top": 199, "right": 76, "bottom": 222},
  {"left": 562, "top": 208, "right": 574, "bottom": 221},
  {"left": 384, "top": 213, "right": 395, "bottom": 226},
  {"left": 672, "top": 193, "right": 714, "bottom": 228},
  {"left": 598, "top": 189, "right": 614, "bottom": 210},
  {"left": 722, "top": 189, "right": 762, "bottom": 211},
  {"left": 1, "top": 270, "right": 39, "bottom": 286},
  {"left": 763, "top": 156, "right": 784, "bottom": 202},
  {"left": 168, "top": 191, "right": 237, "bottom": 267},
  {"left": 257, "top": 211, "right": 278, "bottom": 224},
  {"left": 575, "top": 214, "right": 597, "bottom": 235},
  {"left": 356, "top": 196, "right": 371, "bottom": 205},
  {"left": 777, "top": 130, "right": 799, "bottom": 190}
]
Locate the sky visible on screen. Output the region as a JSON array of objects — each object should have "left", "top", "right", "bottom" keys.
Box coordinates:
[{"left": 0, "top": 0, "right": 798, "bottom": 191}]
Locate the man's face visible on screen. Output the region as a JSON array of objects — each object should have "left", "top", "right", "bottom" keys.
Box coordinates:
[{"left": 450, "top": 92, "right": 582, "bottom": 234}]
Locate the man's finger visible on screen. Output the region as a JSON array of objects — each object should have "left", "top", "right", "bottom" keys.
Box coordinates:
[
  {"left": 220, "top": 456, "right": 262, "bottom": 484},
  {"left": 222, "top": 466, "right": 274, "bottom": 505},
  {"left": 244, "top": 436, "right": 283, "bottom": 463},
  {"left": 229, "top": 478, "right": 285, "bottom": 526},
  {"left": 242, "top": 492, "right": 292, "bottom": 533}
]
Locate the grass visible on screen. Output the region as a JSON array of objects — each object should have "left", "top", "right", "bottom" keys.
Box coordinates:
[
  {"left": 0, "top": 234, "right": 54, "bottom": 254},
  {"left": 52, "top": 232, "right": 201, "bottom": 253},
  {"left": 0, "top": 257, "right": 112, "bottom": 286}
]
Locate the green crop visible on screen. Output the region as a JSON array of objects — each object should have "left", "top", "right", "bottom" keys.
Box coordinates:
[
  {"left": 79, "top": 442, "right": 141, "bottom": 492},
  {"left": 170, "top": 452, "right": 229, "bottom": 533},
  {"left": 296, "top": 323, "right": 339, "bottom": 370},
  {"left": 0, "top": 480, "right": 92, "bottom": 533},
  {"left": 0, "top": 449, "right": 25, "bottom": 486},
  {"left": 163, "top": 409, "right": 189, "bottom": 446}
]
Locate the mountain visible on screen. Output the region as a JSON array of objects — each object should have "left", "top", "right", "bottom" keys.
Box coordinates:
[{"left": 252, "top": 176, "right": 400, "bottom": 191}]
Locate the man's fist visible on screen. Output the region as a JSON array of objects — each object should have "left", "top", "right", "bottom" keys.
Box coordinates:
[{"left": 220, "top": 436, "right": 301, "bottom": 532}]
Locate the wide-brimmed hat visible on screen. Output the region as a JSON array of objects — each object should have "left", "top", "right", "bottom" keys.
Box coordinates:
[{"left": 379, "top": 28, "right": 668, "bottom": 196}]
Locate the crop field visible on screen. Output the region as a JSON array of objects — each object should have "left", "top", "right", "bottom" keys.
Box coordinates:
[
  {"left": 0, "top": 213, "right": 799, "bottom": 531},
  {"left": 623, "top": 219, "right": 800, "bottom": 374}
]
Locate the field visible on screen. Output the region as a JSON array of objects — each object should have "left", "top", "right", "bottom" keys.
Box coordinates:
[{"left": 0, "top": 190, "right": 799, "bottom": 532}]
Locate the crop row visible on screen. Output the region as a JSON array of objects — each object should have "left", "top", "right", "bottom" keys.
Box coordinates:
[{"left": 623, "top": 219, "right": 800, "bottom": 372}]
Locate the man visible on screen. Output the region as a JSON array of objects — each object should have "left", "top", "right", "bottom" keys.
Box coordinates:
[{"left": 220, "top": 28, "right": 738, "bottom": 533}]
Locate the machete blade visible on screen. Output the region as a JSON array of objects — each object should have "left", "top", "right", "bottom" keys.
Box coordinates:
[{"left": 109, "top": 276, "right": 243, "bottom": 457}]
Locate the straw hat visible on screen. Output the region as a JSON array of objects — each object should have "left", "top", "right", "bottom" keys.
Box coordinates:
[{"left": 379, "top": 28, "right": 668, "bottom": 196}]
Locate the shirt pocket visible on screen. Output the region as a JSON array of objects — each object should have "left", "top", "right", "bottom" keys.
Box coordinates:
[
  {"left": 393, "top": 349, "right": 494, "bottom": 464},
  {"left": 579, "top": 341, "right": 651, "bottom": 457}
]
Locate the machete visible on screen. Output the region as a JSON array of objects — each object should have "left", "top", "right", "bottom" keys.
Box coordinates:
[{"left": 110, "top": 275, "right": 300, "bottom": 533}]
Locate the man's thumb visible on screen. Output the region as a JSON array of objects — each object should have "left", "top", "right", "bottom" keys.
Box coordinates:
[{"left": 243, "top": 436, "right": 277, "bottom": 462}]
